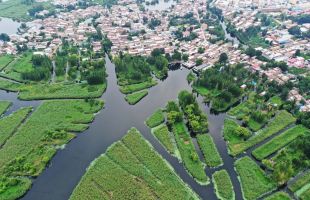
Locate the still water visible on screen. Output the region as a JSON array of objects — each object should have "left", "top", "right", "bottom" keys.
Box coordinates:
[{"left": 0, "top": 17, "right": 20, "bottom": 35}]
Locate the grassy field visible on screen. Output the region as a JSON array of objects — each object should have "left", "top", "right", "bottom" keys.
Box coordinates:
[
  {"left": 300, "top": 187, "right": 310, "bottom": 200},
  {"left": 197, "top": 134, "right": 223, "bottom": 167},
  {"left": 125, "top": 90, "right": 148, "bottom": 105},
  {"left": 70, "top": 128, "right": 200, "bottom": 200},
  {"left": 0, "top": 0, "right": 54, "bottom": 21},
  {"left": 18, "top": 83, "right": 106, "bottom": 100},
  {"left": 289, "top": 171, "right": 310, "bottom": 193},
  {"left": 172, "top": 122, "right": 208, "bottom": 184},
  {"left": 0, "top": 55, "right": 14, "bottom": 71},
  {"left": 0, "top": 101, "right": 11, "bottom": 116},
  {"left": 212, "top": 170, "right": 235, "bottom": 200},
  {"left": 264, "top": 192, "right": 291, "bottom": 200},
  {"left": 0, "top": 79, "right": 22, "bottom": 92},
  {"left": 0, "top": 53, "right": 33, "bottom": 82},
  {"left": 146, "top": 109, "right": 165, "bottom": 128},
  {"left": 0, "top": 107, "right": 32, "bottom": 147},
  {"left": 152, "top": 124, "right": 177, "bottom": 155},
  {"left": 119, "top": 80, "right": 157, "bottom": 94},
  {"left": 0, "top": 100, "right": 103, "bottom": 200},
  {"left": 223, "top": 119, "right": 250, "bottom": 154},
  {"left": 235, "top": 156, "right": 276, "bottom": 200},
  {"left": 230, "top": 110, "right": 295, "bottom": 156},
  {"left": 252, "top": 125, "right": 310, "bottom": 160}
]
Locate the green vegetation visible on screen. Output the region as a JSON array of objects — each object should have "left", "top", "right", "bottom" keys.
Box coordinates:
[
  {"left": 212, "top": 170, "right": 235, "bottom": 200},
  {"left": 0, "top": 55, "right": 13, "bottom": 71},
  {"left": 253, "top": 125, "right": 310, "bottom": 160},
  {"left": 197, "top": 134, "right": 223, "bottom": 167},
  {"left": 152, "top": 124, "right": 177, "bottom": 155},
  {"left": 0, "top": 79, "right": 22, "bottom": 92},
  {"left": 178, "top": 90, "right": 208, "bottom": 134},
  {"left": 0, "top": 101, "right": 11, "bottom": 116},
  {"left": 124, "top": 90, "right": 148, "bottom": 105},
  {"left": 0, "top": 107, "right": 32, "bottom": 146},
  {"left": 18, "top": 83, "right": 106, "bottom": 100},
  {"left": 228, "top": 110, "right": 295, "bottom": 156},
  {"left": 172, "top": 122, "right": 208, "bottom": 184},
  {"left": 264, "top": 192, "right": 291, "bottom": 200},
  {"left": 223, "top": 119, "right": 251, "bottom": 155},
  {"left": 193, "top": 64, "right": 249, "bottom": 112},
  {"left": 119, "top": 80, "right": 157, "bottom": 94},
  {"left": 0, "top": 100, "right": 103, "bottom": 200},
  {"left": 114, "top": 52, "right": 169, "bottom": 104},
  {"left": 228, "top": 93, "right": 278, "bottom": 131},
  {"left": 235, "top": 156, "right": 276, "bottom": 200},
  {"left": 70, "top": 128, "right": 200, "bottom": 200},
  {"left": 146, "top": 109, "right": 165, "bottom": 128},
  {"left": 289, "top": 171, "right": 310, "bottom": 193},
  {"left": 0, "top": 0, "right": 54, "bottom": 21},
  {"left": 300, "top": 188, "right": 310, "bottom": 200}
]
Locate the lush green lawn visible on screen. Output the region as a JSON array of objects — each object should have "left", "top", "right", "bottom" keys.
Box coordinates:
[
  {"left": 235, "top": 156, "right": 276, "bottom": 200},
  {"left": 212, "top": 170, "right": 235, "bottom": 200},
  {"left": 300, "top": 187, "right": 310, "bottom": 200},
  {"left": 252, "top": 125, "right": 310, "bottom": 160},
  {"left": 223, "top": 119, "right": 250, "bottom": 154},
  {"left": 172, "top": 122, "right": 208, "bottom": 184},
  {"left": 70, "top": 128, "right": 200, "bottom": 200},
  {"left": 146, "top": 109, "right": 165, "bottom": 128},
  {"left": 230, "top": 110, "right": 295, "bottom": 156},
  {"left": 0, "top": 79, "right": 22, "bottom": 92},
  {"left": 0, "top": 100, "right": 103, "bottom": 200},
  {"left": 0, "top": 101, "right": 11, "bottom": 116},
  {"left": 18, "top": 83, "right": 106, "bottom": 100},
  {"left": 289, "top": 171, "right": 310, "bottom": 193},
  {"left": 267, "top": 96, "right": 283, "bottom": 107},
  {"left": 264, "top": 192, "right": 291, "bottom": 200},
  {"left": 197, "top": 134, "right": 223, "bottom": 167},
  {"left": 0, "top": 55, "right": 14, "bottom": 71},
  {"left": 152, "top": 124, "right": 177, "bottom": 155},
  {"left": 125, "top": 90, "right": 148, "bottom": 105},
  {"left": 0, "top": 107, "right": 32, "bottom": 146},
  {"left": 119, "top": 80, "right": 157, "bottom": 94},
  {"left": 0, "top": 53, "right": 33, "bottom": 82}
]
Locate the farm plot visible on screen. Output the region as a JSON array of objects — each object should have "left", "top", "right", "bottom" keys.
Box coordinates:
[
  {"left": 197, "top": 134, "right": 223, "bottom": 167},
  {"left": 229, "top": 110, "right": 295, "bottom": 156},
  {"left": 151, "top": 124, "right": 177, "bottom": 155},
  {"left": 0, "top": 101, "right": 11, "bottom": 116},
  {"left": 172, "top": 122, "right": 209, "bottom": 184},
  {"left": 252, "top": 125, "right": 310, "bottom": 160},
  {"left": 212, "top": 169, "right": 235, "bottom": 200},
  {"left": 0, "top": 99, "right": 103, "bottom": 200},
  {"left": 146, "top": 109, "right": 165, "bottom": 128},
  {"left": 70, "top": 128, "right": 200, "bottom": 200},
  {"left": 0, "top": 107, "right": 32, "bottom": 146},
  {"left": 235, "top": 156, "right": 276, "bottom": 200}
]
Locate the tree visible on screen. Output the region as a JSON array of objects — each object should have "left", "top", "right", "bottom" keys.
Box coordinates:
[
  {"left": 178, "top": 90, "right": 195, "bottom": 109},
  {"left": 219, "top": 53, "right": 228, "bottom": 63},
  {"left": 0, "top": 33, "right": 10, "bottom": 42},
  {"left": 195, "top": 58, "right": 203, "bottom": 66},
  {"left": 182, "top": 54, "right": 189, "bottom": 61},
  {"left": 288, "top": 26, "right": 301, "bottom": 36},
  {"left": 234, "top": 126, "right": 251, "bottom": 138},
  {"left": 273, "top": 159, "right": 294, "bottom": 186},
  {"left": 198, "top": 47, "right": 205, "bottom": 54}
]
